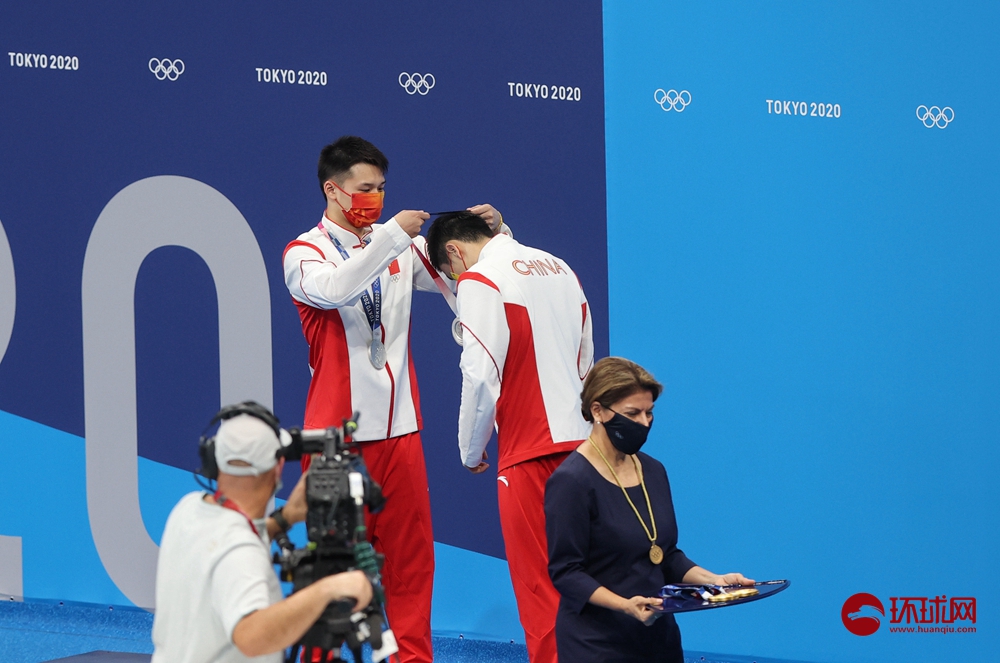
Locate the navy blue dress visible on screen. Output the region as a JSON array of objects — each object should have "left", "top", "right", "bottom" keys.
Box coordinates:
[{"left": 545, "top": 450, "right": 696, "bottom": 662}]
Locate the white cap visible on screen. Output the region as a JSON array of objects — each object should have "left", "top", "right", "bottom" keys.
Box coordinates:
[{"left": 214, "top": 414, "right": 288, "bottom": 476}]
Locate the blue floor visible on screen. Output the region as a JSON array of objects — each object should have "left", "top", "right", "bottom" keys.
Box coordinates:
[
  {"left": 0, "top": 600, "right": 531, "bottom": 663},
  {"left": 0, "top": 599, "right": 807, "bottom": 663},
  {"left": 0, "top": 601, "right": 153, "bottom": 663}
]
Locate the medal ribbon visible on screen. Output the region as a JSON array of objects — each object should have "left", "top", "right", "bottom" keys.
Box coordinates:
[
  {"left": 411, "top": 243, "right": 463, "bottom": 346},
  {"left": 322, "top": 224, "right": 383, "bottom": 337},
  {"left": 410, "top": 244, "right": 458, "bottom": 315},
  {"left": 587, "top": 436, "right": 659, "bottom": 555}
]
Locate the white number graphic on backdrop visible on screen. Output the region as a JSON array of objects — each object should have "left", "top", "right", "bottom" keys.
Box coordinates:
[
  {"left": 654, "top": 89, "right": 691, "bottom": 112},
  {"left": 399, "top": 72, "right": 435, "bottom": 95},
  {"left": 0, "top": 535, "right": 21, "bottom": 599},
  {"left": 916, "top": 105, "right": 954, "bottom": 129},
  {"left": 0, "top": 218, "right": 14, "bottom": 367},
  {"left": 148, "top": 58, "right": 185, "bottom": 81},
  {"left": 82, "top": 176, "right": 273, "bottom": 608}
]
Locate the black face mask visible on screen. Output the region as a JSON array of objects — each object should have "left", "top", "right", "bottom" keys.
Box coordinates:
[{"left": 602, "top": 411, "right": 651, "bottom": 455}]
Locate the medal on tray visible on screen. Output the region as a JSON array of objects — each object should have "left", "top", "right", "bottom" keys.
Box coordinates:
[
  {"left": 706, "top": 588, "right": 759, "bottom": 602},
  {"left": 658, "top": 580, "right": 790, "bottom": 614}
]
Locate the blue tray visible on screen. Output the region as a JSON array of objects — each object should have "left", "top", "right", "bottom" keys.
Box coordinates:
[{"left": 657, "top": 580, "right": 790, "bottom": 614}]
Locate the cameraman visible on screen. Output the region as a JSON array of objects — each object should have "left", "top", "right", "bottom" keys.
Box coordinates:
[{"left": 152, "top": 411, "right": 373, "bottom": 662}]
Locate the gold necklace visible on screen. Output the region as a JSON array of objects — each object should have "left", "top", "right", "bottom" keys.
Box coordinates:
[{"left": 587, "top": 436, "right": 663, "bottom": 564}]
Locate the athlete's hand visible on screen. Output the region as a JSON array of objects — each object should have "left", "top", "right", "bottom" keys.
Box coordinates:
[
  {"left": 621, "top": 596, "right": 663, "bottom": 626},
  {"left": 393, "top": 210, "right": 430, "bottom": 238},
  {"left": 466, "top": 450, "right": 490, "bottom": 474},
  {"left": 467, "top": 204, "right": 502, "bottom": 232}
]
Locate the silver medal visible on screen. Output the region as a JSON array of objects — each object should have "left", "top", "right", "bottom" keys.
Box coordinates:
[
  {"left": 369, "top": 337, "right": 387, "bottom": 369},
  {"left": 451, "top": 317, "right": 463, "bottom": 346}
]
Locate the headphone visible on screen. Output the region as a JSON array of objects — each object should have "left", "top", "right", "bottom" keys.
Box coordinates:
[{"left": 197, "top": 401, "right": 282, "bottom": 480}]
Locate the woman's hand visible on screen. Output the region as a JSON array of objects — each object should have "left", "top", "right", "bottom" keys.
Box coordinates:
[
  {"left": 682, "top": 565, "right": 755, "bottom": 587},
  {"left": 621, "top": 596, "right": 663, "bottom": 626},
  {"left": 588, "top": 587, "right": 663, "bottom": 626},
  {"left": 716, "top": 572, "right": 755, "bottom": 587}
]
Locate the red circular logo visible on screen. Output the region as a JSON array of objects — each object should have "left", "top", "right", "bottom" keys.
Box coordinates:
[{"left": 842, "top": 593, "right": 885, "bottom": 636}]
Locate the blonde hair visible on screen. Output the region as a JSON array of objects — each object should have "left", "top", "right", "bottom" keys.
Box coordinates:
[{"left": 580, "top": 357, "right": 663, "bottom": 422}]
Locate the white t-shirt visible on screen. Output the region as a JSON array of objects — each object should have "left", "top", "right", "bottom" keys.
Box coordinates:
[{"left": 152, "top": 492, "right": 283, "bottom": 663}]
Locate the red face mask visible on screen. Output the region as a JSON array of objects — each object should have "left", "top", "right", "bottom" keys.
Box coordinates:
[{"left": 331, "top": 181, "right": 384, "bottom": 228}]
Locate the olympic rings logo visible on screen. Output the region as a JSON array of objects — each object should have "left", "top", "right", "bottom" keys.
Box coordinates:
[
  {"left": 915, "top": 105, "right": 954, "bottom": 129},
  {"left": 148, "top": 58, "right": 185, "bottom": 81},
  {"left": 399, "top": 72, "right": 435, "bottom": 95},
  {"left": 654, "top": 89, "right": 691, "bottom": 112}
]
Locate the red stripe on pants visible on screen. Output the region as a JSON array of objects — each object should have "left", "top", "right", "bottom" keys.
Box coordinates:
[
  {"left": 357, "top": 432, "right": 435, "bottom": 663},
  {"left": 497, "top": 452, "right": 571, "bottom": 663}
]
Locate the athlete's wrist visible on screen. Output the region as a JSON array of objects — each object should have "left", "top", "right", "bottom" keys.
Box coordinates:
[{"left": 383, "top": 215, "right": 413, "bottom": 248}]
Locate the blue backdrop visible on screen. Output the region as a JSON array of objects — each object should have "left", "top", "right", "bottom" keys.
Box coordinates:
[
  {"left": 0, "top": 0, "right": 606, "bottom": 642},
  {"left": 605, "top": 2, "right": 997, "bottom": 662},
  {"left": 1, "top": 1, "right": 996, "bottom": 661}
]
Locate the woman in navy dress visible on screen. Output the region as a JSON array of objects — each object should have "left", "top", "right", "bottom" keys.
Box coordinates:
[{"left": 545, "top": 357, "right": 753, "bottom": 662}]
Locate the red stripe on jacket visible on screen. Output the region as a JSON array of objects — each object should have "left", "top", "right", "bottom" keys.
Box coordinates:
[
  {"left": 458, "top": 271, "right": 499, "bottom": 291},
  {"left": 495, "top": 303, "right": 577, "bottom": 469},
  {"left": 296, "top": 302, "right": 352, "bottom": 471}
]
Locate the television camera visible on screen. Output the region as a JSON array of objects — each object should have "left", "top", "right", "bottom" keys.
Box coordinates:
[{"left": 273, "top": 415, "right": 398, "bottom": 663}]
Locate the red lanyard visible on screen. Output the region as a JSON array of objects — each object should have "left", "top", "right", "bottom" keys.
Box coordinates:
[{"left": 213, "top": 490, "right": 259, "bottom": 537}]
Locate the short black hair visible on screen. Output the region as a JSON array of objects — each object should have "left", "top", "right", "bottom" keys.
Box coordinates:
[
  {"left": 317, "top": 136, "right": 389, "bottom": 196},
  {"left": 426, "top": 211, "right": 494, "bottom": 270}
]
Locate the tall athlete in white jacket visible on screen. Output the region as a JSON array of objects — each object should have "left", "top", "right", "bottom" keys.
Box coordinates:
[
  {"left": 283, "top": 137, "right": 504, "bottom": 663},
  {"left": 426, "top": 212, "right": 594, "bottom": 663}
]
